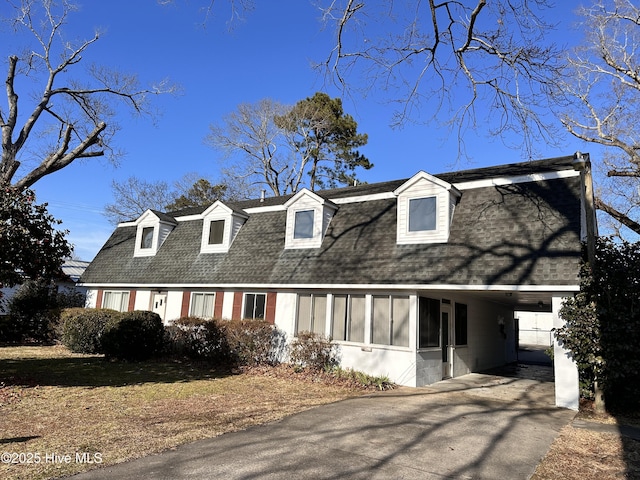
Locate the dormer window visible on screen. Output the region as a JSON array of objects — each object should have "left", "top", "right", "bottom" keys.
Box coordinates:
[
  {"left": 409, "top": 197, "right": 437, "bottom": 232},
  {"left": 284, "top": 189, "right": 337, "bottom": 249},
  {"left": 200, "top": 201, "right": 248, "bottom": 254},
  {"left": 208, "top": 220, "right": 225, "bottom": 245},
  {"left": 395, "top": 172, "right": 461, "bottom": 244},
  {"left": 133, "top": 210, "right": 177, "bottom": 257},
  {"left": 141, "top": 227, "right": 154, "bottom": 249},
  {"left": 294, "top": 210, "right": 314, "bottom": 239}
]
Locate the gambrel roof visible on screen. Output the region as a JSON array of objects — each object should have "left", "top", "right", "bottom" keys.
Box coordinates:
[{"left": 81, "top": 156, "right": 586, "bottom": 288}]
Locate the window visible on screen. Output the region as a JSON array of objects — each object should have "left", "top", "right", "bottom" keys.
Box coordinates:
[
  {"left": 296, "top": 293, "right": 326, "bottom": 335},
  {"left": 371, "top": 295, "right": 410, "bottom": 347},
  {"left": 419, "top": 297, "right": 440, "bottom": 348},
  {"left": 141, "top": 227, "right": 154, "bottom": 249},
  {"left": 243, "top": 293, "right": 266, "bottom": 319},
  {"left": 190, "top": 292, "right": 215, "bottom": 318},
  {"left": 293, "top": 210, "right": 314, "bottom": 239},
  {"left": 103, "top": 291, "right": 130, "bottom": 312},
  {"left": 208, "top": 220, "right": 225, "bottom": 245},
  {"left": 455, "top": 303, "right": 468, "bottom": 346},
  {"left": 409, "top": 197, "right": 437, "bottom": 232},
  {"left": 332, "top": 294, "right": 365, "bottom": 343}
]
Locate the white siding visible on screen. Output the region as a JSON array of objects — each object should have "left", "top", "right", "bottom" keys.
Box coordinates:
[
  {"left": 396, "top": 177, "right": 459, "bottom": 245},
  {"left": 553, "top": 295, "right": 579, "bottom": 410},
  {"left": 134, "top": 290, "right": 152, "bottom": 311},
  {"left": 165, "top": 290, "right": 183, "bottom": 322},
  {"left": 85, "top": 289, "right": 98, "bottom": 308},
  {"left": 219, "top": 291, "right": 233, "bottom": 319}
]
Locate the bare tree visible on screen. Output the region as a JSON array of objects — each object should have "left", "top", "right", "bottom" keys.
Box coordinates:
[
  {"left": 104, "top": 173, "right": 232, "bottom": 224},
  {"left": 317, "top": 0, "right": 564, "bottom": 156},
  {"left": 559, "top": 0, "right": 640, "bottom": 236},
  {"left": 205, "top": 99, "right": 298, "bottom": 197},
  {"left": 104, "top": 177, "right": 174, "bottom": 224},
  {"left": 206, "top": 94, "right": 371, "bottom": 196},
  {"left": 0, "top": 0, "right": 174, "bottom": 190}
]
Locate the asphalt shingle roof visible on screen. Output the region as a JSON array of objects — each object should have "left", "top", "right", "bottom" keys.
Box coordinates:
[{"left": 81, "top": 157, "right": 583, "bottom": 287}]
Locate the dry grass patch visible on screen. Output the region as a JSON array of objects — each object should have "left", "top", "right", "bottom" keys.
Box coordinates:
[
  {"left": 0, "top": 346, "right": 363, "bottom": 480},
  {"left": 532, "top": 403, "right": 640, "bottom": 480}
]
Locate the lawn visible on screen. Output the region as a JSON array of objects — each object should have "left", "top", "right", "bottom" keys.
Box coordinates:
[
  {"left": 0, "top": 345, "right": 363, "bottom": 480},
  {"left": 1, "top": 346, "right": 638, "bottom": 480}
]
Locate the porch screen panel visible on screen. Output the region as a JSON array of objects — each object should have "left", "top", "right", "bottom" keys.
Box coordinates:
[
  {"left": 296, "top": 294, "right": 312, "bottom": 333},
  {"left": 419, "top": 297, "right": 440, "bottom": 348},
  {"left": 372, "top": 296, "right": 390, "bottom": 345},
  {"left": 392, "top": 296, "right": 410, "bottom": 347},
  {"left": 349, "top": 295, "right": 366, "bottom": 343},
  {"left": 332, "top": 295, "right": 347, "bottom": 340},
  {"left": 312, "top": 295, "right": 327, "bottom": 335}
]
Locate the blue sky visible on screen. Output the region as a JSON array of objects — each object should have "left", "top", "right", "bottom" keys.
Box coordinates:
[{"left": 2, "top": 1, "right": 590, "bottom": 260}]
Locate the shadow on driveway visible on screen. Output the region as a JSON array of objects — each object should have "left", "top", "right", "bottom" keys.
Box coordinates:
[{"left": 69, "top": 367, "right": 575, "bottom": 480}]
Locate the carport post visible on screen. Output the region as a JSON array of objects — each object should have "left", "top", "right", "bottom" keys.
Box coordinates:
[{"left": 552, "top": 295, "right": 579, "bottom": 410}]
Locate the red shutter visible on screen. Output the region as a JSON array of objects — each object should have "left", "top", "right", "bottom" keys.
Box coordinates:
[
  {"left": 265, "top": 292, "right": 277, "bottom": 325},
  {"left": 214, "top": 291, "right": 224, "bottom": 319},
  {"left": 181, "top": 291, "right": 191, "bottom": 318},
  {"left": 96, "top": 289, "right": 103, "bottom": 309},
  {"left": 127, "top": 290, "right": 136, "bottom": 312},
  {"left": 232, "top": 292, "right": 243, "bottom": 320}
]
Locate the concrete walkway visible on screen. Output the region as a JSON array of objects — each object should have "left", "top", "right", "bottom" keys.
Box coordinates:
[{"left": 69, "top": 365, "right": 575, "bottom": 480}]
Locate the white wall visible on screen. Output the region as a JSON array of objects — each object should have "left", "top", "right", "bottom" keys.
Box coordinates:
[
  {"left": 552, "top": 295, "right": 579, "bottom": 410},
  {"left": 516, "top": 311, "right": 553, "bottom": 346},
  {"left": 338, "top": 343, "right": 418, "bottom": 387}
]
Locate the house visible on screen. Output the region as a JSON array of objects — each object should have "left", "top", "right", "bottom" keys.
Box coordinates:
[
  {"left": 0, "top": 259, "right": 89, "bottom": 314},
  {"left": 80, "top": 154, "right": 596, "bottom": 409}
]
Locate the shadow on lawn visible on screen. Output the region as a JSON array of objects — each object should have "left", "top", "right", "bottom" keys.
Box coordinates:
[{"left": 0, "top": 355, "right": 231, "bottom": 388}]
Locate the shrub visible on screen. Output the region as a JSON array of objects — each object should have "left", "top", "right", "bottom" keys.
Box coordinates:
[
  {"left": 5, "top": 279, "right": 58, "bottom": 343},
  {"left": 167, "top": 317, "right": 229, "bottom": 363},
  {"left": 61, "top": 308, "right": 117, "bottom": 354},
  {"left": 101, "top": 310, "right": 165, "bottom": 361},
  {"left": 288, "top": 331, "right": 337, "bottom": 371},
  {"left": 222, "top": 319, "right": 284, "bottom": 367}
]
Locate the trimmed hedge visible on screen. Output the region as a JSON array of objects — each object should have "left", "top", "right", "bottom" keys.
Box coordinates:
[
  {"left": 223, "top": 319, "right": 284, "bottom": 367},
  {"left": 289, "top": 331, "right": 337, "bottom": 371},
  {"left": 61, "top": 308, "right": 119, "bottom": 354},
  {"left": 166, "top": 318, "right": 285, "bottom": 367},
  {"left": 167, "top": 317, "right": 229, "bottom": 363},
  {"left": 101, "top": 310, "right": 165, "bottom": 361}
]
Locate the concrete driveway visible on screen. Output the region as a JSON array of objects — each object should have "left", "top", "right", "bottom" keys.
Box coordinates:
[{"left": 69, "top": 365, "right": 575, "bottom": 480}]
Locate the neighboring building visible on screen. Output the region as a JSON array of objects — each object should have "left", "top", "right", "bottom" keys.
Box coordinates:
[
  {"left": 0, "top": 259, "right": 89, "bottom": 314},
  {"left": 81, "top": 155, "right": 596, "bottom": 409}
]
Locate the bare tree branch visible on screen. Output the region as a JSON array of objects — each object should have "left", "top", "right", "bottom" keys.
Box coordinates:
[{"left": 0, "top": 0, "right": 176, "bottom": 190}]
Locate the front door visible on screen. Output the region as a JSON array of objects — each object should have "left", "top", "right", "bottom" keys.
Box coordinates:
[
  {"left": 442, "top": 304, "right": 453, "bottom": 378},
  {"left": 152, "top": 292, "right": 167, "bottom": 320}
]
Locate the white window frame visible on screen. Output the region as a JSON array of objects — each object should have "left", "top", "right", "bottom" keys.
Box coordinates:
[
  {"left": 371, "top": 295, "right": 410, "bottom": 347},
  {"left": 331, "top": 294, "right": 366, "bottom": 343},
  {"left": 103, "top": 290, "right": 130, "bottom": 313},
  {"left": 190, "top": 292, "right": 216, "bottom": 319},
  {"left": 207, "top": 219, "right": 226, "bottom": 245},
  {"left": 243, "top": 293, "right": 266, "bottom": 320},
  {"left": 394, "top": 171, "right": 461, "bottom": 245},
  {"left": 200, "top": 202, "right": 248, "bottom": 254},
  {"left": 296, "top": 293, "right": 327, "bottom": 336},
  {"left": 408, "top": 196, "right": 437, "bottom": 232},
  {"left": 293, "top": 210, "right": 315, "bottom": 239},
  {"left": 284, "top": 189, "right": 337, "bottom": 249}
]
